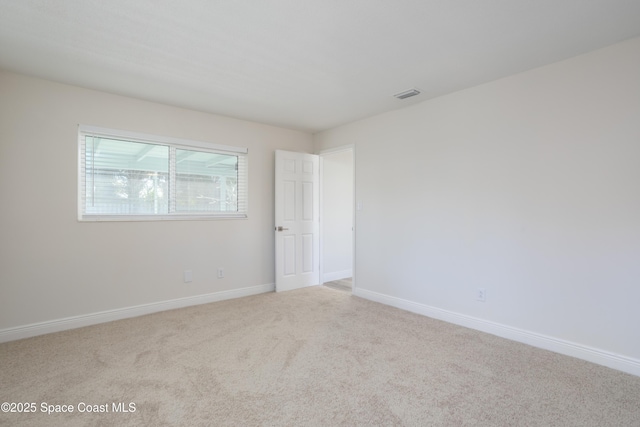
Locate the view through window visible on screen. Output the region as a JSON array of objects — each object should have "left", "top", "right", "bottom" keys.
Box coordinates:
[{"left": 79, "top": 126, "right": 247, "bottom": 220}]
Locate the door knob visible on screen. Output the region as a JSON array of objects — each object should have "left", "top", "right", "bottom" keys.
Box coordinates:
[{"left": 276, "top": 226, "right": 289, "bottom": 232}]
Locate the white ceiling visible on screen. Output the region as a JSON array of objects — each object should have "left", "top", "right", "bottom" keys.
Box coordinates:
[{"left": 1, "top": 0, "right": 640, "bottom": 133}]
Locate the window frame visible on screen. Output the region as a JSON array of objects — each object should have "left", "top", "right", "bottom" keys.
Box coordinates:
[{"left": 78, "top": 125, "right": 248, "bottom": 222}]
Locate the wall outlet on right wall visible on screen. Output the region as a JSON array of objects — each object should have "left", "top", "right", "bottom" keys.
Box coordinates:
[{"left": 477, "top": 288, "right": 486, "bottom": 302}]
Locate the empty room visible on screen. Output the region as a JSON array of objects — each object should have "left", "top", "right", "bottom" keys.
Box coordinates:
[{"left": 1, "top": 1, "right": 640, "bottom": 425}]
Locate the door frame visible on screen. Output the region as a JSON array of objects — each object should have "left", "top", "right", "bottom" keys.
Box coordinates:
[{"left": 319, "top": 144, "right": 356, "bottom": 292}]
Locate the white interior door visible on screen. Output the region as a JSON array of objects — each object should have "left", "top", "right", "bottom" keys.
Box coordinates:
[{"left": 275, "top": 150, "right": 320, "bottom": 292}]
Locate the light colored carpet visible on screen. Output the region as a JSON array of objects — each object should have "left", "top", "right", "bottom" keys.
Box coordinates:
[{"left": 1, "top": 286, "right": 639, "bottom": 426}]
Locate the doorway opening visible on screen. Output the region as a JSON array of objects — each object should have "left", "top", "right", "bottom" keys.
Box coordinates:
[{"left": 320, "top": 146, "right": 355, "bottom": 293}]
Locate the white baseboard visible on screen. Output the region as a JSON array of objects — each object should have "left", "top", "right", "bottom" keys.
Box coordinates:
[
  {"left": 322, "top": 269, "right": 352, "bottom": 283},
  {"left": 354, "top": 288, "right": 640, "bottom": 378},
  {"left": 0, "top": 283, "right": 274, "bottom": 343}
]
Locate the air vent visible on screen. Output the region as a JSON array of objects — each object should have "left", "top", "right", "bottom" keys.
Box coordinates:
[{"left": 394, "top": 88, "right": 421, "bottom": 100}]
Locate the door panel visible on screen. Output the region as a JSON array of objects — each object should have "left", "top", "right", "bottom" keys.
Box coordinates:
[
  {"left": 283, "top": 236, "right": 296, "bottom": 276},
  {"left": 302, "top": 182, "right": 313, "bottom": 220},
  {"left": 302, "top": 233, "right": 313, "bottom": 273},
  {"left": 284, "top": 181, "right": 296, "bottom": 220}
]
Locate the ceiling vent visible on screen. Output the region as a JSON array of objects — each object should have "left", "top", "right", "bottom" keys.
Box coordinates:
[{"left": 394, "top": 88, "right": 421, "bottom": 100}]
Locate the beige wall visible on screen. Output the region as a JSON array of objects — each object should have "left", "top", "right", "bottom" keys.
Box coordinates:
[
  {"left": 0, "top": 71, "right": 312, "bottom": 330},
  {"left": 315, "top": 37, "right": 640, "bottom": 364}
]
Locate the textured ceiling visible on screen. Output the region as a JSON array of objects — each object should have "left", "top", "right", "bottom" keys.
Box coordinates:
[{"left": 1, "top": 0, "right": 640, "bottom": 133}]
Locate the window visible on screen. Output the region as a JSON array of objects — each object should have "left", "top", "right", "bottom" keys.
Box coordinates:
[{"left": 78, "top": 125, "right": 248, "bottom": 221}]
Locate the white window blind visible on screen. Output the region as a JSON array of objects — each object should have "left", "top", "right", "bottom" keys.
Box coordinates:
[{"left": 78, "top": 125, "right": 248, "bottom": 221}]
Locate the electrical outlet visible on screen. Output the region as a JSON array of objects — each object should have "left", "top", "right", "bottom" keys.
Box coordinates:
[
  {"left": 217, "top": 268, "right": 224, "bottom": 279},
  {"left": 477, "top": 288, "right": 486, "bottom": 302},
  {"left": 184, "top": 270, "right": 193, "bottom": 283}
]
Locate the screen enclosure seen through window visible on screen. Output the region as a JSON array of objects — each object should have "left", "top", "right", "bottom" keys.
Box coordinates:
[{"left": 78, "top": 125, "right": 248, "bottom": 221}]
